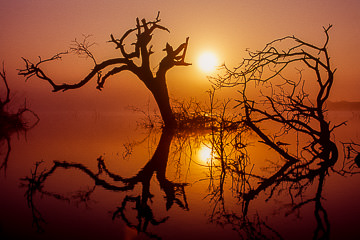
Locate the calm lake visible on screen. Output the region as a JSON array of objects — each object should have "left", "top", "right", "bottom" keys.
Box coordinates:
[{"left": 1, "top": 109, "right": 360, "bottom": 240}]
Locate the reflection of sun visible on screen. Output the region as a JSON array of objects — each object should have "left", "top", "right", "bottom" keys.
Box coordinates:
[
  {"left": 198, "top": 52, "right": 218, "bottom": 73},
  {"left": 198, "top": 145, "right": 213, "bottom": 164}
]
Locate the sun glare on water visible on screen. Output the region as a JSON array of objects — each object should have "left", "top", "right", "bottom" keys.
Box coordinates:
[
  {"left": 198, "top": 145, "right": 214, "bottom": 164},
  {"left": 198, "top": 52, "right": 218, "bottom": 73}
]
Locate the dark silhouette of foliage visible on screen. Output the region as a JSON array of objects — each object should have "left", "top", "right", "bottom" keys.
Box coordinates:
[{"left": 18, "top": 12, "right": 190, "bottom": 128}]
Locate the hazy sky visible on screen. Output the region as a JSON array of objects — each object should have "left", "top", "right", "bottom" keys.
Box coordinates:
[{"left": 1, "top": 0, "right": 360, "bottom": 112}]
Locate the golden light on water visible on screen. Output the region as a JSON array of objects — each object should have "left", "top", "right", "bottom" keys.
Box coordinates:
[
  {"left": 198, "top": 51, "right": 218, "bottom": 73},
  {"left": 198, "top": 144, "right": 214, "bottom": 164}
]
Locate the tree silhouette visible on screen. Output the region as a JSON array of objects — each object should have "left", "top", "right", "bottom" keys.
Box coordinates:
[
  {"left": 18, "top": 12, "right": 190, "bottom": 128},
  {"left": 210, "top": 25, "right": 360, "bottom": 239}
]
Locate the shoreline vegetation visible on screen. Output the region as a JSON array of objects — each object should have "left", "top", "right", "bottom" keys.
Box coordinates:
[{"left": 327, "top": 101, "right": 360, "bottom": 111}]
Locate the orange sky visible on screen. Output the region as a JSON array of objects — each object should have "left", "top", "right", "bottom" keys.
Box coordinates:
[{"left": 1, "top": 0, "right": 360, "bottom": 113}]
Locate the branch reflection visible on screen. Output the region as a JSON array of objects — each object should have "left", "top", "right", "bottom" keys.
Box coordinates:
[
  {"left": 203, "top": 122, "right": 360, "bottom": 240},
  {"left": 0, "top": 62, "right": 39, "bottom": 174},
  {"left": 21, "top": 127, "right": 188, "bottom": 239},
  {"left": 19, "top": 113, "right": 360, "bottom": 239}
]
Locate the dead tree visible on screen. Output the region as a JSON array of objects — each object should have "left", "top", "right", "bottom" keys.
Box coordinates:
[
  {"left": 211, "top": 25, "right": 356, "bottom": 239},
  {"left": 18, "top": 12, "right": 190, "bottom": 128}
]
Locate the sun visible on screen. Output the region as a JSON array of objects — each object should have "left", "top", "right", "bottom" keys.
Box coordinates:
[{"left": 198, "top": 51, "right": 218, "bottom": 73}]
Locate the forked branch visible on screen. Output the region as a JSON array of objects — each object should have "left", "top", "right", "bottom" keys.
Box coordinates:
[{"left": 18, "top": 12, "right": 190, "bottom": 93}]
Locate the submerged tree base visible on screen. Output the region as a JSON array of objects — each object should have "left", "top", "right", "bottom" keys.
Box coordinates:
[
  {"left": 0, "top": 107, "right": 39, "bottom": 173},
  {"left": 1, "top": 62, "right": 39, "bottom": 173},
  {"left": 0, "top": 109, "right": 37, "bottom": 136}
]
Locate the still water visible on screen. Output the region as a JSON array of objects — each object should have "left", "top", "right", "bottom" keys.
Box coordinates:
[{"left": 0, "top": 110, "right": 359, "bottom": 239}]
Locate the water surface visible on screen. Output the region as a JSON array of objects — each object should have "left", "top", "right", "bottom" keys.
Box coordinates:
[{"left": 1, "top": 110, "right": 359, "bottom": 239}]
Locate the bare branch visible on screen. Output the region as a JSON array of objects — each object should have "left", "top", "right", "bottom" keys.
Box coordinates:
[
  {"left": 209, "top": 27, "right": 356, "bottom": 238},
  {"left": 70, "top": 34, "right": 97, "bottom": 64},
  {"left": 0, "top": 61, "right": 10, "bottom": 106},
  {"left": 18, "top": 12, "right": 191, "bottom": 127},
  {"left": 157, "top": 37, "right": 191, "bottom": 76}
]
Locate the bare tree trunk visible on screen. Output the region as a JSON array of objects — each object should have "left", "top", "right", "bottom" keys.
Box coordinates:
[
  {"left": 19, "top": 13, "right": 190, "bottom": 128},
  {"left": 148, "top": 76, "right": 176, "bottom": 127}
]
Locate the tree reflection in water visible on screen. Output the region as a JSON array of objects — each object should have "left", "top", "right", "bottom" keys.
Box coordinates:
[
  {"left": 17, "top": 25, "right": 360, "bottom": 240},
  {"left": 19, "top": 99, "right": 360, "bottom": 240},
  {"left": 207, "top": 26, "right": 360, "bottom": 239},
  {"left": 0, "top": 63, "right": 39, "bottom": 174},
  {"left": 20, "top": 118, "right": 360, "bottom": 239},
  {"left": 21, "top": 127, "right": 188, "bottom": 239}
]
